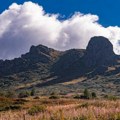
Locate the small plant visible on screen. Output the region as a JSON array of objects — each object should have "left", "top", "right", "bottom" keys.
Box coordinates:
[
  {"left": 0, "top": 97, "right": 21, "bottom": 111},
  {"left": 28, "top": 105, "right": 46, "bottom": 115},
  {"left": 13, "top": 98, "right": 28, "bottom": 104},
  {"left": 33, "top": 96, "right": 39, "bottom": 99},
  {"left": 91, "top": 92, "right": 97, "bottom": 98},
  {"left": 49, "top": 95, "right": 59, "bottom": 99},
  {"left": 30, "top": 88, "right": 35, "bottom": 96},
  {"left": 5, "top": 90, "right": 16, "bottom": 98},
  {"left": 83, "top": 89, "right": 91, "bottom": 99},
  {"left": 73, "top": 116, "right": 88, "bottom": 120},
  {"left": 78, "top": 102, "right": 89, "bottom": 108},
  {"left": 104, "top": 95, "right": 118, "bottom": 101},
  {"left": 0, "top": 91, "right": 6, "bottom": 97},
  {"left": 49, "top": 92, "right": 59, "bottom": 99},
  {"left": 73, "top": 94, "right": 81, "bottom": 99},
  {"left": 18, "top": 91, "right": 30, "bottom": 98}
]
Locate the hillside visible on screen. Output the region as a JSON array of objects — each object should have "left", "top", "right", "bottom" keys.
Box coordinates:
[{"left": 0, "top": 36, "right": 120, "bottom": 96}]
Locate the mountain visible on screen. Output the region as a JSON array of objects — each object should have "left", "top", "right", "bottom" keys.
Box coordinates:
[
  {"left": 0, "top": 44, "right": 61, "bottom": 76},
  {"left": 83, "top": 36, "right": 117, "bottom": 67},
  {"left": 0, "top": 36, "right": 120, "bottom": 96}
]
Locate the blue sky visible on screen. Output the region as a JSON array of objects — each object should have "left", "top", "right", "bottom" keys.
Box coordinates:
[
  {"left": 1, "top": 0, "right": 120, "bottom": 59},
  {"left": 0, "top": 0, "right": 120, "bottom": 27}
]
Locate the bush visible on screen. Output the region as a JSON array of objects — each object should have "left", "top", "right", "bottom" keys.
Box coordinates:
[
  {"left": 73, "top": 116, "right": 87, "bottom": 120},
  {"left": 73, "top": 94, "right": 81, "bottom": 99},
  {"left": 78, "top": 103, "right": 89, "bottom": 108},
  {"left": 83, "top": 89, "right": 91, "bottom": 99},
  {"left": 49, "top": 92, "right": 59, "bottom": 99},
  {"left": 30, "top": 88, "right": 35, "bottom": 96},
  {"left": 0, "top": 105, "right": 21, "bottom": 111},
  {"left": 104, "top": 95, "right": 118, "bottom": 101},
  {"left": 28, "top": 105, "right": 46, "bottom": 115},
  {"left": 0, "top": 97, "right": 21, "bottom": 111},
  {"left": 13, "top": 98, "right": 28, "bottom": 104},
  {"left": 5, "top": 91, "right": 16, "bottom": 98},
  {"left": 49, "top": 95, "right": 59, "bottom": 99},
  {"left": 18, "top": 91, "right": 30, "bottom": 98},
  {"left": 33, "top": 96, "right": 39, "bottom": 99},
  {"left": 5, "top": 105, "right": 21, "bottom": 110},
  {"left": 91, "top": 92, "right": 97, "bottom": 98},
  {"left": 0, "top": 90, "right": 16, "bottom": 98},
  {"left": 0, "top": 91, "right": 6, "bottom": 97}
]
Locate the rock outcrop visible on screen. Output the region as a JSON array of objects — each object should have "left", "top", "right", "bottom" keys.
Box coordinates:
[
  {"left": 83, "top": 36, "right": 117, "bottom": 68},
  {"left": 0, "top": 36, "right": 119, "bottom": 80}
]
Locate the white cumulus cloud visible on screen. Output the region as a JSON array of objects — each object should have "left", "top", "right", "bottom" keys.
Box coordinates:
[{"left": 0, "top": 1, "right": 120, "bottom": 59}]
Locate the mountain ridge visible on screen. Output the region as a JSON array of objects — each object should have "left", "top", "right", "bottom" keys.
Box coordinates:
[{"left": 0, "top": 36, "right": 120, "bottom": 96}]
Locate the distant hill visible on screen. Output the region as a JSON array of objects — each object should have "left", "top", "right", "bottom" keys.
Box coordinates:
[{"left": 0, "top": 36, "right": 120, "bottom": 96}]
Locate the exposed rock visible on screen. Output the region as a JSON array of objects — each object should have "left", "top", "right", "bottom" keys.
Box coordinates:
[
  {"left": 83, "top": 36, "right": 117, "bottom": 68},
  {"left": 52, "top": 49, "right": 85, "bottom": 75},
  {"left": 0, "top": 44, "right": 61, "bottom": 76},
  {"left": 0, "top": 36, "right": 120, "bottom": 94}
]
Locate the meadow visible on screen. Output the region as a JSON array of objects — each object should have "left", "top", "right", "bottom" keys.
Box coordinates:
[{"left": 0, "top": 96, "right": 120, "bottom": 120}]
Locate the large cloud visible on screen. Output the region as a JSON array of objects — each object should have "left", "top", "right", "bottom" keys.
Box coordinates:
[{"left": 0, "top": 1, "right": 120, "bottom": 59}]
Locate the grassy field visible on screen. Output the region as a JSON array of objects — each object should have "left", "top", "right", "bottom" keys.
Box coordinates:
[{"left": 0, "top": 96, "right": 120, "bottom": 120}]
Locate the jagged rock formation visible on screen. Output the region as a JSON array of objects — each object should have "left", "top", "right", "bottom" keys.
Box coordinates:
[
  {"left": 0, "top": 45, "right": 61, "bottom": 77},
  {"left": 0, "top": 36, "right": 120, "bottom": 96},
  {"left": 0, "top": 36, "right": 119, "bottom": 78},
  {"left": 83, "top": 36, "right": 117, "bottom": 68}
]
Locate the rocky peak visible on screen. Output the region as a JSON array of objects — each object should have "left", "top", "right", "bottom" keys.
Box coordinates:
[
  {"left": 83, "top": 36, "right": 117, "bottom": 68},
  {"left": 21, "top": 44, "right": 61, "bottom": 63},
  {"left": 29, "top": 44, "right": 52, "bottom": 55}
]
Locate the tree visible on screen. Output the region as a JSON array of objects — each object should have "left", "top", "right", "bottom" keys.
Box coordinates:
[
  {"left": 30, "top": 88, "right": 35, "bottom": 96},
  {"left": 91, "top": 92, "right": 97, "bottom": 98},
  {"left": 83, "top": 89, "right": 91, "bottom": 99}
]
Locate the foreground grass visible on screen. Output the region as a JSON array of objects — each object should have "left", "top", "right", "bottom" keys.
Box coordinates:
[{"left": 0, "top": 97, "right": 120, "bottom": 120}]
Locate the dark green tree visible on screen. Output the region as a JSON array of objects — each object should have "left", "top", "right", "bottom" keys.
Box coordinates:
[
  {"left": 30, "top": 88, "right": 35, "bottom": 96},
  {"left": 91, "top": 92, "right": 97, "bottom": 98},
  {"left": 84, "top": 89, "right": 91, "bottom": 99}
]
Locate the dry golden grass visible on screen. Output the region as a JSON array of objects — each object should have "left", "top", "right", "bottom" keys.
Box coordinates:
[{"left": 0, "top": 98, "right": 120, "bottom": 120}]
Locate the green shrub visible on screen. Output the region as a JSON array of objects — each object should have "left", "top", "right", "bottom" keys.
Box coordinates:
[
  {"left": 0, "top": 97, "right": 21, "bottom": 111},
  {"left": 91, "top": 92, "right": 97, "bottom": 98},
  {"left": 0, "top": 91, "right": 6, "bottom": 97},
  {"left": 33, "top": 96, "right": 39, "bottom": 99},
  {"left": 104, "top": 95, "right": 118, "bottom": 101},
  {"left": 5, "top": 91, "right": 16, "bottom": 98},
  {"left": 73, "top": 116, "right": 88, "bottom": 120},
  {"left": 49, "top": 95, "right": 59, "bottom": 99},
  {"left": 28, "top": 105, "right": 46, "bottom": 115},
  {"left": 13, "top": 98, "right": 28, "bottom": 105},
  {"left": 49, "top": 92, "right": 59, "bottom": 99},
  {"left": 30, "top": 88, "right": 35, "bottom": 96},
  {"left": 18, "top": 91, "right": 30, "bottom": 98},
  {"left": 0, "top": 90, "right": 16, "bottom": 98},
  {"left": 108, "top": 113, "right": 120, "bottom": 120},
  {"left": 0, "top": 105, "right": 21, "bottom": 111},
  {"left": 78, "top": 103, "right": 89, "bottom": 108},
  {"left": 5, "top": 105, "right": 21, "bottom": 110},
  {"left": 73, "top": 94, "right": 81, "bottom": 99},
  {"left": 83, "top": 89, "right": 91, "bottom": 99}
]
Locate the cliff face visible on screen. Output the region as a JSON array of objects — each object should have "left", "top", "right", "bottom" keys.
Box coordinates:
[
  {"left": 83, "top": 36, "right": 117, "bottom": 68},
  {"left": 52, "top": 36, "right": 118, "bottom": 77}
]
